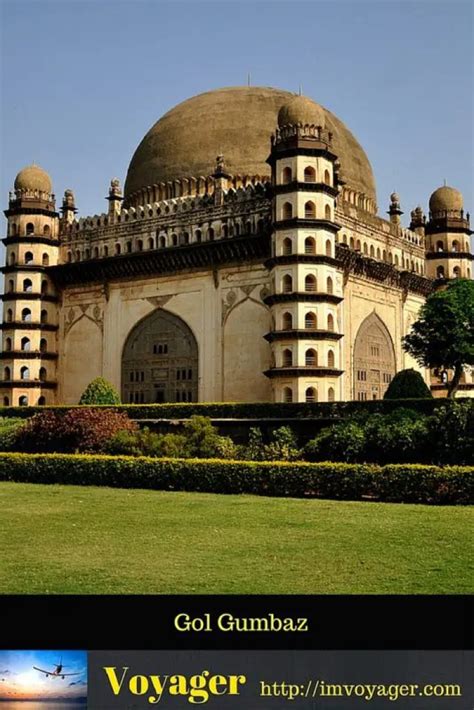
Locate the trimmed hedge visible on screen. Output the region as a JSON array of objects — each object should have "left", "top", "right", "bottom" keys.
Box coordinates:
[
  {"left": 0, "top": 398, "right": 466, "bottom": 421},
  {"left": 0, "top": 452, "right": 471, "bottom": 505}
]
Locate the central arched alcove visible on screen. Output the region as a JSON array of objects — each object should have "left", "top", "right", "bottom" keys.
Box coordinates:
[
  {"left": 353, "top": 312, "right": 396, "bottom": 400},
  {"left": 122, "top": 309, "right": 198, "bottom": 403}
]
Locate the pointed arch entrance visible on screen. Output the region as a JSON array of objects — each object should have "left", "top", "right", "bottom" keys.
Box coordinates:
[
  {"left": 122, "top": 309, "right": 198, "bottom": 403},
  {"left": 353, "top": 312, "right": 396, "bottom": 400}
]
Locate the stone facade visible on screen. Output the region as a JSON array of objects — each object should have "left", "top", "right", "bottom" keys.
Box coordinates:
[{"left": 1, "top": 87, "right": 473, "bottom": 405}]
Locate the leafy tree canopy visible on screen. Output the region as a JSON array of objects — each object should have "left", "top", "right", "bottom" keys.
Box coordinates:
[{"left": 402, "top": 279, "right": 474, "bottom": 397}]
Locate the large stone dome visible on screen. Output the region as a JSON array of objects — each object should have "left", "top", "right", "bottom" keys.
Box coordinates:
[
  {"left": 429, "top": 185, "right": 464, "bottom": 214},
  {"left": 124, "top": 86, "right": 376, "bottom": 205}
]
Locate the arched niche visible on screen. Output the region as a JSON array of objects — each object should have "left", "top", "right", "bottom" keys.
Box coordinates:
[
  {"left": 122, "top": 308, "right": 198, "bottom": 403},
  {"left": 353, "top": 312, "right": 396, "bottom": 400}
]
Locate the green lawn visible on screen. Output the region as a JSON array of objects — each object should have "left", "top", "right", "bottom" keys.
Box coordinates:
[{"left": 0, "top": 482, "right": 472, "bottom": 594}]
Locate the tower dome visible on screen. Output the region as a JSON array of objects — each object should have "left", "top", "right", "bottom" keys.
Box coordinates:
[
  {"left": 277, "top": 94, "right": 325, "bottom": 128},
  {"left": 429, "top": 185, "right": 463, "bottom": 214},
  {"left": 14, "top": 164, "right": 52, "bottom": 194}
]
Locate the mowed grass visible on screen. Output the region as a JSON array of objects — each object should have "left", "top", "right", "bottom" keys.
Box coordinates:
[{"left": 0, "top": 482, "right": 472, "bottom": 594}]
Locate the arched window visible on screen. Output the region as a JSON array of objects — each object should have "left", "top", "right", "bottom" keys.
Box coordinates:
[
  {"left": 383, "top": 250, "right": 387, "bottom": 262},
  {"left": 23, "top": 278, "right": 33, "bottom": 293},
  {"left": 327, "top": 313, "right": 335, "bottom": 332},
  {"left": 103, "top": 245, "right": 109, "bottom": 257},
  {"left": 21, "top": 337, "right": 31, "bottom": 351},
  {"left": 7, "top": 279, "right": 14, "bottom": 293},
  {"left": 11, "top": 224, "right": 17, "bottom": 236},
  {"left": 327, "top": 276, "right": 333, "bottom": 294},
  {"left": 283, "top": 387, "right": 293, "bottom": 403},
  {"left": 159, "top": 236, "right": 167, "bottom": 248},
  {"left": 394, "top": 254, "right": 399, "bottom": 266},
  {"left": 453, "top": 266, "right": 461, "bottom": 278},
  {"left": 324, "top": 169, "right": 331, "bottom": 185},
  {"left": 137, "top": 239, "right": 144, "bottom": 251},
  {"left": 93, "top": 247, "right": 99, "bottom": 258},
  {"left": 3, "top": 396, "right": 9, "bottom": 406},
  {"left": 304, "top": 237, "right": 316, "bottom": 254},
  {"left": 282, "top": 166, "right": 292, "bottom": 184},
  {"left": 67, "top": 251, "right": 72, "bottom": 263},
  {"left": 326, "top": 239, "right": 332, "bottom": 257},
  {"left": 40, "top": 309, "right": 48, "bottom": 324},
  {"left": 26, "top": 223, "right": 35, "bottom": 235},
  {"left": 452, "top": 240, "right": 459, "bottom": 252},
  {"left": 282, "top": 202, "right": 293, "bottom": 220},
  {"left": 363, "top": 243, "right": 368, "bottom": 255},
  {"left": 9, "top": 252, "right": 16, "bottom": 266},
  {"left": 328, "top": 387, "right": 335, "bottom": 402},
  {"left": 305, "top": 274, "right": 317, "bottom": 292},
  {"left": 324, "top": 204, "right": 331, "bottom": 220},
  {"left": 282, "top": 349, "right": 293, "bottom": 367},
  {"left": 75, "top": 250, "right": 81, "bottom": 262},
  {"left": 5, "top": 338, "right": 12, "bottom": 351},
  {"left": 207, "top": 228, "right": 215, "bottom": 241},
  {"left": 305, "top": 348, "right": 317, "bottom": 366},
  {"left": 436, "top": 240, "right": 444, "bottom": 252},
  {"left": 38, "top": 396, "right": 46, "bottom": 405},
  {"left": 20, "top": 366, "right": 30, "bottom": 380},
  {"left": 41, "top": 279, "right": 48, "bottom": 294},
  {"left": 222, "top": 224, "right": 228, "bottom": 238},
  {"left": 19, "top": 396, "right": 28, "bottom": 406},
  {"left": 437, "top": 265, "right": 445, "bottom": 279},
  {"left": 305, "top": 201, "right": 316, "bottom": 219},
  {"left": 328, "top": 350, "right": 335, "bottom": 368},
  {"left": 6, "top": 309, "right": 13, "bottom": 323},
  {"left": 283, "top": 237, "right": 292, "bottom": 256},
  {"left": 4, "top": 367, "right": 11, "bottom": 381},
  {"left": 42, "top": 253, "right": 49, "bottom": 266},
  {"left": 356, "top": 239, "right": 361, "bottom": 251},
  {"left": 305, "top": 387, "right": 317, "bottom": 403},
  {"left": 21, "top": 308, "right": 31, "bottom": 322},
  {"left": 115, "top": 243, "right": 121, "bottom": 255},
  {"left": 24, "top": 252, "right": 34, "bottom": 265},
  {"left": 39, "top": 367, "right": 47, "bottom": 381},
  {"left": 40, "top": 338, "right": 47, "bottom": 353},
  {"left": 195, "top": 230, "right": 202, "bottom": 243},
  {"left": 376, "top": 248, "right": 381, "bottom": 260},
  {"left": 304, "top": 166, "right": 316, "bottom": 183},
  {"left": 370, "top": 245, "right": 375, "bottom": 258},
  {"left": 282, "top": 312, "right": 293, "bottom": 330},
  {"left": 148, "top": 237, "right": 154, "bottom": 249},
  {"left": 126, "top": 241, "right": 132, "bottom": 253},
  {"left": 305, "top": 312, "right": 317, "bottom": 329},
  {"left": 282, "top": 274, "right": 293, "bottom": 293},
  {"left": 43, "top": 225, "right": 51, "bottom": 236},
  {"left": 350, "top": 237, "right": 355, "bottom": 249}
]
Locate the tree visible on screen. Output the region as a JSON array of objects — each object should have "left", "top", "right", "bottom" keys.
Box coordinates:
[
  {"left": 402, "top": 279, "right": 474, "bottom": 398},
  {"left": 79, "top": 377, "right": 121, "bottom": 405},
  {"left": 384, "top": 368, "right": 432, "bottom": 400}
]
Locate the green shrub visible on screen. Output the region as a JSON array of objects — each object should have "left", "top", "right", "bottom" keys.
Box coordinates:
[
  {"left": 304, "top": 421, "right": 366, "bottom": 463},
  {"left": 0, "top": 452, "right": 471, "bottom": 505},
  {"left": 384, "top": 369, "right": 432, "bottom": 399},
  {"left": 0, "top": 418, "right": 25, "bottom": 452},
  {"left": 364, "top": 409, "right": 430, "bottom": 464},
  {"left": 16, "top": 408, "right": 137, "bottom": 453},
  {"left": 241, "top": 426, "right": 300, "bottom": 461},
  {"left": 79, "top": 377, "right": 121, "bottom": 405},
  {"left": 427, "top": 401, "right": 474, "bottom": 465},
  {"left": 181, "top": 416, "right": 236, "bottom": 459}
]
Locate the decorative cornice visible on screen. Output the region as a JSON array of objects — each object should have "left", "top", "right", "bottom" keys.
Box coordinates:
[
  {"left": 264, "top": 254, "right": 340, "bottom": 269},
  {"left": 0, "top": 380, "right": 57, "bottom": 389},
  {"left": 425, "top": 251, "right": 473, "bottom": 261},
  {"left": 263, "top": 292, "right": 343, "bottom": 306},
  {"left": 274, "top": 218, "right": 341, "bottom": 233},
  {"left": 273, "top": 182, "right": 339, "bottom": 197},
  {"left": 0, "top": 322, "right": 58, "bottom": 332},
  {"left": 1, "top": 293, "right": 58, "bottom": 303},
  {"left": 1, "top": 265, "right": 48, "bottom": 275},
  {"left": 0, "top": 351, "right": 58, "bottom": 360},
  {"left": 264, "top": 366, "right": 343, "bottom": 378},
  {"left": 2, "top": 236, "right": 60, "bottom": 247},
  {"left": 264, "top": 329, "right": 343, "bottom": 342},
  {"left": 48, "top": 234, "right": 270, "bottom": 287}
]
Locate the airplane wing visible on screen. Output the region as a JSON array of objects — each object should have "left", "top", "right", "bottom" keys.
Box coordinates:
[{"left": 33, "top": 667, "right": 53, "bottom": 675}]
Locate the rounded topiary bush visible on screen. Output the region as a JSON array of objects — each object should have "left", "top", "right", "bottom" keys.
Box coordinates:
[
  {"left": 79, "top": 377, "right": 121, "bottom": 405},
  {"left": 384, "top": 369, "right": 432, "bottom": 400}
]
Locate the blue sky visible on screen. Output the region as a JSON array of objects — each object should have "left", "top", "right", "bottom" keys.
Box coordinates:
[
  {"left": 0, "top": 650, "right": 87, "bottom": 700},
  {"left": 1, "top": 0, "right": 472, "bottom": 222}
]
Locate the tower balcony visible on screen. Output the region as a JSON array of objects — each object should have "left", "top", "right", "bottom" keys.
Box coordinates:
[
  {"left": 264, "top": 366, "right": 343, "bottom": 378},
  {"left": 264, "top": 291, "right": 343, "bottom": 306}
]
